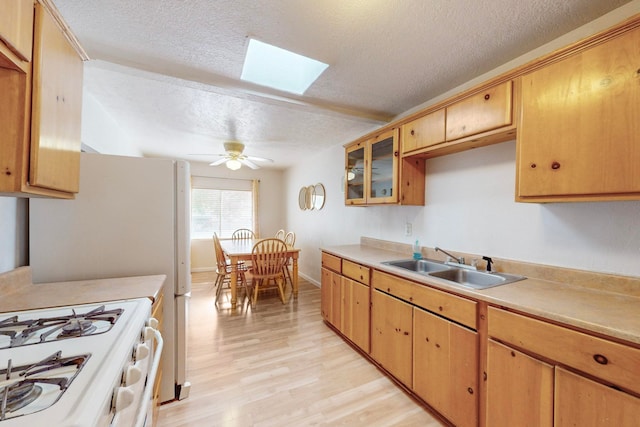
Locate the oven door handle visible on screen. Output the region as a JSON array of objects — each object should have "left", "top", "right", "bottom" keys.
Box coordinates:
[{"left": 134, "top": 327, "right": 164, "bottom": 427}]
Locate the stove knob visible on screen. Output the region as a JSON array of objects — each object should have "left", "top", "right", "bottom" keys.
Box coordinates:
[
  {"left": 148, "top": 317, "right": 159, "bottom": 329},
  {"left": 144, "top": 326, "right": 155, "bottom": 341},
  {"left": 135, "top": 343, "right": 150, "bottom": 360},
  {"left": 114, "top": 386, "right": 135, "bottom": 411},
  {"left": 125, "top": 364, "right": 142, "bottom": 386}
]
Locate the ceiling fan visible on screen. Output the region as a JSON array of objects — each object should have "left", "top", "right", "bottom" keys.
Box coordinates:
[{"left": 197, "top": 141, "right": 274, "bottom": 170}]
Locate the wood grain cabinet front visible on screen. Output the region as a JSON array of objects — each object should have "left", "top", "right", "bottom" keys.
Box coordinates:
[
  {"left": 345, "top": 128, "right": 425, "bottom": 206},
  {"left": 401, "top": 109, "right": 445, "bottom": 155},
  {"left": 0, "top": 1, "right": 85, "bottom": 198},
  {"left": 516, "top": 24, "right": 640, "bottom": 202},
  {"left": 446, "top": 80, "right": 513, "bottom": 142},
  {"left": 371, "top": 289, "right": 413, "bottom": 387},
  {"left": 487, "top": 306, "right": 640, "bottom": 426},
  {"left": 0, "top": 0, "right": 34, "bottom": 65}
]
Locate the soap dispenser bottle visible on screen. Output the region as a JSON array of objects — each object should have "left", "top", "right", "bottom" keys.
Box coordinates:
[{"left": 412, "top": 240, "right": 422, "bottom": 260}]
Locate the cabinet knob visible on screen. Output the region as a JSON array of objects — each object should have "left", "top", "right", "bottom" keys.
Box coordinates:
[
  {"left": 551, "top": 161, "right": 561, "bottom": 170},
  {"left": 394, "top": 151, "right": 399, "bottom": 157},
  {"left": 410, "top": 129, "right": 415, "bottom": 136},
  {"left": 593, "top": 354, "right": 608, "bottom": 365},
  {"left": 484, "top": 94, "right": 490, "bottom": 100},
  {"left": 530, "top": 163, "right": 537, "bottom": 169},
  {"left": 467, "top": 387, "right": 474, "bottom": 395}
]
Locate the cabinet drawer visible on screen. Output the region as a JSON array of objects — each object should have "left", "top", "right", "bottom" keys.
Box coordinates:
[
  {"left": 342, "top": 259, "right": 370, "bottom": 285},
  {"left": 446, "top": 80, "right": 513, "bottom": 141},
  {"left": 488, "top": 307, "right": 640, "bottom": 395},
  {"left": 321, "top": 252, "right": 342, "bottom": 273},
  {"left": 372, "top": 270, "right": 476, "bottom": 329},
  {"left": 0, "top": 0, "right": 34, "bottom": 63},
  {"left": 401, "top": 109, "right": 445, "bottom": 154}
]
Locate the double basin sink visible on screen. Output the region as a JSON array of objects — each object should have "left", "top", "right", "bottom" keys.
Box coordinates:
[{"left": 382, "top": 258, "right": 526, "bottom": 290}]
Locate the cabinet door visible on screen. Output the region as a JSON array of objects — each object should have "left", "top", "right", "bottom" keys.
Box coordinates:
[
  {"left": 350, "top": 280, "right": 370, "bottom": 353},
  {"left": 320, "top": 267, "right": 332, "bottom": 322},
  {"left": 341, "top": 276, "right": 353, "bottom": 338},
  {"left": 367, "top": 128, "right": 399, "bottom": 204},
  {"left": 0, "top": 0, "right": 33, "bottom": 62},
  {"left": 30, "top": 4, "right": 83, "bottom": 193},
  {"left": 517, "top": 27, "right": 640, "bottom": 200},
  {"left": 401, "top": 109, "right": 445, "bottom": 154},
  {"left": 486, "top": 339, "right": 553, "bottom": 427},
  {"left": 330, "top": 269, "right": 342, "bottom": 330},
  {"left": 345, "top": 141, "right": 366, "bottom": 205},
  {"left": 413, "top": 307, "right": 478, "bottom": 427},
  {"left": 555, "top": 367, "right": 640, "bottom": 427},
  {"left": 371, "top": 289, "right": 412, "bottom": 387},
  {"left": 446, "top": 80, "right": 512, "bottom": 141}
]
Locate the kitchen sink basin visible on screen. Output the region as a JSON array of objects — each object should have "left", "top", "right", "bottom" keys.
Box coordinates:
[
  {"left": 382, "top": 259, "right": 452, "bottom": 273},
  {"left": 382, "top": 258, "right": 526, "bottom": 290},
  {"left": 428, "top": 268, "right": 525, "bottom": 289}
]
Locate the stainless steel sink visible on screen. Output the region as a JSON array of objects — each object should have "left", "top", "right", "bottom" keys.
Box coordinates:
[
  {"left": 382, "top": 259, "right": 452, "bottom": 273},
  {"left": 382, "top": 258, "right": 526, "bottom": 289},
  {"left": 428, "top": 268, "right": 525, "bottom": 289}
]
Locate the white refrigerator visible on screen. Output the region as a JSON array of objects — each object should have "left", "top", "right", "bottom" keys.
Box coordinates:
[{"left": 29, "top": 152, "right": 191, "bottom": 403}]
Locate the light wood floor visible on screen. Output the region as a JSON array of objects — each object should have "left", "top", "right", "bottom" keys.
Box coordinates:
[{"left": 156, "top": 272, "right": 445, "bottom": 427}]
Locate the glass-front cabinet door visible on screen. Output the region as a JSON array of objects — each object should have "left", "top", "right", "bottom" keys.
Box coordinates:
[
  {"left": 368, "top": 128, "right": 398, "bottom": 204},
  {"left": 345, "top": 140, "right": 366, "bottom": 205}
]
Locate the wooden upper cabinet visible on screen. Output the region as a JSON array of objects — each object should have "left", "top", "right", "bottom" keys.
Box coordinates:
[
  {"left": 0, "top": 1, "right": 84, "bottom": 199},
  {"left": 446, "top": 80, "right": 513, "bottom": 141},
  {"left": 401, "top": 109, "right": 445, "bottom": 154},
  {"left": 0, "top": 0, "right": 34, "bottom": 68},
  {"left": 517, "top": 25, "right": 640, "bottom": 202},
  {"left": 345, "top": 128, "right": 425, "bottom": 206},
  {"left": 30, "top": 3, "right": 83, "bottom": 194}
]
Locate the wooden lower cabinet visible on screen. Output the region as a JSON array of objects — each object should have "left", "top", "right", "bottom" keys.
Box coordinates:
[
  {"left": 555, "top": 367, "right": 640, "bottom": 427},
  {"left": 342, "top": 277, "right": 370, "bottom": 353},
  {"left": 320, "top": 267, "right": 341, "bottom": 330},
  {"left": 413, "top": 307, "right": 478, "bottom": 427},
  {"left": 371, "top": 289, "right": 412, "bottom": 387},
  {"left": 486, "top": 339, "right": 554, "bottom": 427}
]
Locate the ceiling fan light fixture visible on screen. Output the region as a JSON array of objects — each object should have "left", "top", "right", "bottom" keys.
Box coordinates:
[
  {"left": 347, "top": 170, "right": 356, "bottom": 181},
  {"left": 226, "top": 159, "right": 242, "bottom": 170}
]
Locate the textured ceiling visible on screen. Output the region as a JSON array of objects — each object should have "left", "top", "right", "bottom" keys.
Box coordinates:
[{"left": 53, "top": 0, "right": 632, "bottom": 169}]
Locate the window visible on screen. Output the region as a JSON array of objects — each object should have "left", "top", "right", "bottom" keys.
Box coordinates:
[{"left": 191, "top": 177, "right": 256, "bottom": 239}]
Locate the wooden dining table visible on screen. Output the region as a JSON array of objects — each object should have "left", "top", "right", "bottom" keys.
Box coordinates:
[{"left": 219, "top": 238, "right": 301, "bottom": 309}]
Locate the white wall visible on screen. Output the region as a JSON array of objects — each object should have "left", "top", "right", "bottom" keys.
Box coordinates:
[
  {"left": 0, "top": 197, "right": 28, "bottom": 273},
  {"left": 286, "top": 2, "right": 640, "bottom": 285}
]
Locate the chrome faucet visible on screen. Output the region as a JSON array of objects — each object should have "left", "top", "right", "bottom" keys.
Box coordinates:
[{"left": 435, "top": 247, "right": 465, "bottom": 265}]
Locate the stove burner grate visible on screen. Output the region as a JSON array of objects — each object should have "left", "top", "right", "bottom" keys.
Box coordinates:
[
  {"left": 0, "top": 305, "right": 123, "bottom": 348},
  {"left": 0, "top": 351, "right": 90, "bottom": 421}
]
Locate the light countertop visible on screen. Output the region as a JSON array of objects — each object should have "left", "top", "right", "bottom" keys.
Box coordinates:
[
  {"left": 0, "top": 267, "right": 165, "bottom": 313},
  {"left": 322, "top": 244, "right": 640, "bottom": 346}
]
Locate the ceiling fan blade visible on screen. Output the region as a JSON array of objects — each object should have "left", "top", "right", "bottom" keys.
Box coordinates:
[
  {"left": 246, "top": 155, "right": 274, "bottom": 163},
  {"left": 240, "top": 158, "right": 260, "bottom": 169},
  {"left": 209, "top": 158, "right": 228, "bottom": 166}
]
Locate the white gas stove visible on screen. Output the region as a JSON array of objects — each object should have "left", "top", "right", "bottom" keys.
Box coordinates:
[{"left": 0, "top": 298, "right": 162, "bottom": 427}]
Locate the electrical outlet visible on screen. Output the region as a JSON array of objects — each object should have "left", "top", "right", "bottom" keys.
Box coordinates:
[{"left": 405, "top": 222, "right": 412, "bottom": 236}]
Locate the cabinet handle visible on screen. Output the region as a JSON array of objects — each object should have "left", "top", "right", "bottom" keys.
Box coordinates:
[
  {"left": 551, "top": 161, "right": 561, "bottom": 170},
  {"left": 593, "top": 354, "right": 608, "bottom": 365},
  {"left": 484, "top": 94, "right": 490, "bottom": 100}
]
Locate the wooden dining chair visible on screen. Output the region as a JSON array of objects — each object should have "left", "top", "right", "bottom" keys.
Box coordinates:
[
  {"left": 249, "top": 238, "right": 288, "bottom": 308},
  {"left": 232, "top": 228, "right": 256, "bottom": 240},
  {"left": 274, "top": 229, "right": 285, "bottom": 240},
  {"left": 213, "top": 233, "right": 251, "bottom": 306},
  {"left": 282, "top": 231, "right": 296, "bottom": 289}
]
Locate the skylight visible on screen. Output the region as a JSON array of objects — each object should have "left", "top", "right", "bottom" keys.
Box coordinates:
[{"left": 241, "top": 38, "right": 329, "bottom": 95}]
